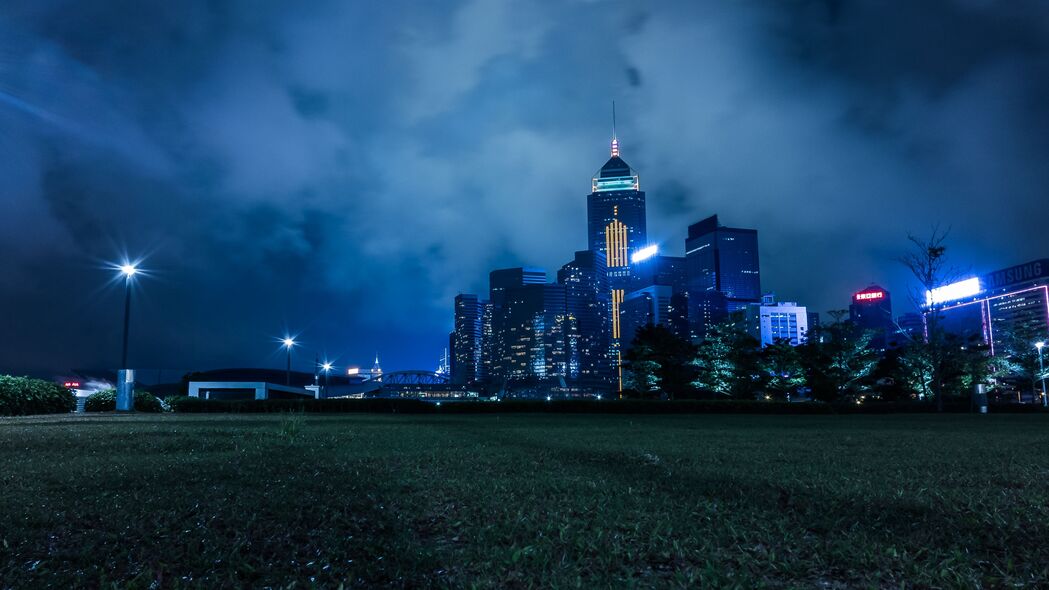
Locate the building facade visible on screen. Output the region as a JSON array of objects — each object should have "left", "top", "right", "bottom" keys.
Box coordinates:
[
  {"left": 557, "top": 250, "right": 612, "bottom": 385},
  {"left": 849, "top": 285, "right": 893, "bottom": 349},
  {"left": 929, "top": 258, "right": 1049, "bottom": 354},
  {"left": 742, "top": 295, "right": 809, "bottom": 347},
  {"left": 685, "top": 214, "right": 761, "bottom": 341},
  {"left": 586, "top": 135, "right": 648, "bottom": 390},
  {"left": 451, "top": 294, "right": 486, "bottom": 385}
]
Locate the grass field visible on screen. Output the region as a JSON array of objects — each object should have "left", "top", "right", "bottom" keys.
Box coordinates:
[{"left": 3, "top": 413, "right": 1049, "bottom": 588}]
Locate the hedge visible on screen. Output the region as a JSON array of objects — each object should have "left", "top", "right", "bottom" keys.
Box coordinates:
[
  {"left": 85, "top": 389, "right": 164, "bottom": 413},
  {"left": 0, "top": 375, "right": 76, "bottom": 416},
  {"left": 166, "top": 396, "right": 1049, "bottom": 415}
]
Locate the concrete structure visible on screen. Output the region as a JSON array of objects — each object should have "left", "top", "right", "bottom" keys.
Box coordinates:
[{"left": 188, "top": 381, "right": 313, "bottom": 401}]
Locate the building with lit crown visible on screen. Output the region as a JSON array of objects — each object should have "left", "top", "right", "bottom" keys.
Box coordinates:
[
  {"left": 586, "top": 133, "right": 647, "bottom": 390},
  {"left": 849, "top": 285, "right": 893, "bottom": 349}
]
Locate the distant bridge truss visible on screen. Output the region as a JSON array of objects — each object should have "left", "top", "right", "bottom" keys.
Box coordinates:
[{"left": 379, "top": 370, "right": 450, "bottom": 385}]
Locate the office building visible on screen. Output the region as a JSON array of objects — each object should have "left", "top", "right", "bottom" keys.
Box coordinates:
[
  {"left": 927, "top": 258, "right": 1049, "bottom": 353},
  {"left": 743, "top": 294, "right": 809, "bottom": 347},
  {"left": 489, "top": 282, "right": 579, "bottom": 384},
  {"left": 631, "top": 253, "right": 687, "bottom": 294},
  {"left": 849, "top": 285, "right": 893, "bottom": 348},
  {"left": 451, "top": 294, "right": 486, "bottom": 385},
  {"left": 586, "top": 133, "right": 647, "bottom": 345},
  {"left": 685, "top": 214, "right": 761, "bottom": 340},
  {"left": 895, "top": 313, "right": 924, "bottom": 342},
  {"left": 557, "top": 251, "right": 611, "bottom": 384}
]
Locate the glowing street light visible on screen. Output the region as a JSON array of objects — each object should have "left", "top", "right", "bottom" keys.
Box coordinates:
[
  {"left": 115, "top": 261, "right": 140, "bottom": 412},
  {"left": 282, "top": 337, "right": 296, "bottom": 386},
  {"left": 1037, "top": 341, "right": 1046, "bottom": 408},
  {"left": 321, "top": 361, "right": 333, "bottom": 395}
]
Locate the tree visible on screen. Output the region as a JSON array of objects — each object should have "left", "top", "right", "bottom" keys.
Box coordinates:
[
  {"left": 990, "top": 324, "right": 1049, "bottom": 402},
  {"left": 623, "top": 324, "right": 697, "bottom": 400},
  {"left": 801, "top": 312, "right": 880, "bottom": 402},
  {"left": 690, "top": 321, "right": 762, "bottom": 399},
  {"left": 899, "top": 226, "right": 963, "bottom": 411},
  {"left": 759, "top": 339, "right": 805, "bottom": 400},
  {"left": 894, "top": 333, "right": 991, "bottom": 401}
]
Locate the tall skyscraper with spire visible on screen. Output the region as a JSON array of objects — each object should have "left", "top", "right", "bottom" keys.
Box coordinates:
[
  {"left": 586, "top": 107, "right": 648, "bottom": 391},
  {"left": 370, "top": 354, "right": 382, "bottom": 381}
]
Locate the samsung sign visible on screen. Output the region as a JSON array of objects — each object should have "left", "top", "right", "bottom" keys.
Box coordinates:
[{"left": 984, "top": 259, "right": 1049, "bottom": 290}]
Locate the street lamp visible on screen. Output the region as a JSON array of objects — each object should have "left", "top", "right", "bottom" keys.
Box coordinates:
[
  {"left": 1036, "top": 341, "right": 1046, "bottom": 408},
  {"left": 116, "top": 262, "right": 138, "bottom": 412},
  {"left": 321, "top": 361, "right": 333, "bottom": 395},
  {"left": 282, "top": 337, "right": 296, "bottom": 386}
]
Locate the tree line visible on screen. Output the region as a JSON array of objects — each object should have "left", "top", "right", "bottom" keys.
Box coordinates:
[{"left": 624, "top": 229, "right": 1049, "bottom": 407}]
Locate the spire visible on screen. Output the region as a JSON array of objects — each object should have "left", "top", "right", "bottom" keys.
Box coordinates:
[{"left": 610, "top": 101, "right": 619, "bottom": 157}]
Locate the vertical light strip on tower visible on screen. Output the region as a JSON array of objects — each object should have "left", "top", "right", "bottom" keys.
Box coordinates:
[{"left": 605, "top": 219, "right": 628, "bottom": 267}]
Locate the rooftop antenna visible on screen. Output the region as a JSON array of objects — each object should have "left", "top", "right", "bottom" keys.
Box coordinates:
[{"left": 610, "top": 101, "right": 620, "bottom": 157}]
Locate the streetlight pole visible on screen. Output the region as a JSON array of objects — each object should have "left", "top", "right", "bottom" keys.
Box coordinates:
[
  {"left": 322, "top": 362, "right": 333, "bottom": 397},
  {"left": 117, "top": 263, "right": 138, "bottom": 412},
  {"left": 1036, "top": 341, "right": 1046, "bottom": 407},
  {"left": 282, "top": 337, "right": 295, "bottom": 386},
  {"left": 121, "top": 275, "right": 132, "bottom": 368}
]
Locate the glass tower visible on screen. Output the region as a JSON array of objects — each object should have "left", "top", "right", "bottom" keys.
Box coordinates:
[
  {"left": 685, "top": 214, "right": 761, "bottom": 340},
  {"left": 586, "top": 135, "right": 647, "bottom": 391}
]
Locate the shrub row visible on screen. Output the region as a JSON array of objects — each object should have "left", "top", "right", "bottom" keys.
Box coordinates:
[
  {"left": 0, "top": 375, "right": 76, "bottom": 416},
  {"left": 84, "top": 389, "right": 164, "bottom": 413},
  {"left": 166, "top": 396, "right": 1048, "bottom": 415}
]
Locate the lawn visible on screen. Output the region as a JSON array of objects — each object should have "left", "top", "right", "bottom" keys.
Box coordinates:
[{"left": 3, "top": 413, "right": 1049, "bottom": 588}]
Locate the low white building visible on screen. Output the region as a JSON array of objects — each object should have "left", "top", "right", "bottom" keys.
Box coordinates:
[{"left": 743, "top": 294, "right": 809, "bottom": 347}]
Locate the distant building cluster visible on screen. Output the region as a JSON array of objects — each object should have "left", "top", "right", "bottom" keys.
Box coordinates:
[
  {"left": 446, "top": 133, "right": 1049, "bottom": 396},
  {"left": 449, "top": 133, "right": 805, "bottom": 395}
]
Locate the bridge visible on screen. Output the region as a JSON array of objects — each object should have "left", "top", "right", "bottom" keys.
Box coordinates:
[{"left": 377, "top": 370, "right": 450, "bottom": 385}]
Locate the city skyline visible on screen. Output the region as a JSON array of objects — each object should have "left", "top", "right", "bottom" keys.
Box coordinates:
[{"left": 3, "top": 1, "right": 1049, "bottom": 376}]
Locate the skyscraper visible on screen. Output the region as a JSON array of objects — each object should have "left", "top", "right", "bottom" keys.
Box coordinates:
[
  {"left": 586, "top": 131, "right": 647, "bottom": 391},
  {"left": 557, "top": 250, "right": 611, "bottom": 384},
  {"left": 487, "top": 268, "right": 547, "bottom": 386},
  {"left": 625, "top": 253, "right": 690, "bottom": 343},
  {"left": 685, "top": 214, "right": 761, "bottom": 340},
  {"left": 587, "top": 133, "right": 647, "bottom": 340},
  {"left": 489, "top": 281, "right": 579, "bottom": 386},
  {"left": 451, "top": 294, "right": 486, "bottom": 384},
  {"left": 849, "top": 285, "right": 893, "bottom": 349}
]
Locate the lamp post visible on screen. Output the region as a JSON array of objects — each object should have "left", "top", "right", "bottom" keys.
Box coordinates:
[
  {"left": 282, "top": 337, "right": 296, "bottom": 386},
  {"left": 117, "top": 263, "right": 138, "bottom": 412},
  {"left": 321, "top": 362, "right": 333, "bottom": 396},
  {"left": 1037, "top": 341, "right": 1046, "bottom": 407}
]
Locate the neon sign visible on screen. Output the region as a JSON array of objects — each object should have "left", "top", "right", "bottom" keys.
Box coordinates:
[{"left": 854, "top": 291, "right": 885, "bottom": 302}]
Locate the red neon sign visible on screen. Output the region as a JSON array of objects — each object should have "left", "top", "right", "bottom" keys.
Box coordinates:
[{"left": 854, "top": 291, "right": 885, "bottom": 302}]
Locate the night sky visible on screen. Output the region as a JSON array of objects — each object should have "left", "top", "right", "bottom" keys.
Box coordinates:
[{"left": 2, "top": 1, "right": 1048, "bottom": 378}]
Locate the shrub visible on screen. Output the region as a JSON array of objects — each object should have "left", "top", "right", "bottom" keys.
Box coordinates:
[
  {"left": 85, "top": 389, "right": 164, "bottom": 413},
  {"left": 0, "top": 375, "right": 76, "bottom": 416}
]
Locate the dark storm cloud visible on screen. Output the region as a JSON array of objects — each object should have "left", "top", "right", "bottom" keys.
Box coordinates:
[{"left": 1, "top": 0, "right": 1048, "bottom": 375}]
